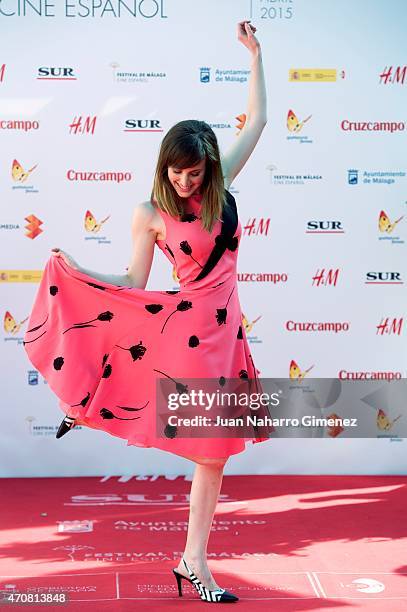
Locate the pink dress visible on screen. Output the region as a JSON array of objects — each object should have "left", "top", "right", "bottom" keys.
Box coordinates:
[{"left": 23, "top": 190, "right": 273, "bottom": 458}]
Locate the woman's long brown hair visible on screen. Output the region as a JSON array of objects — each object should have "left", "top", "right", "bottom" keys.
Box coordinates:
[{"left": 151, "top": 120, "right": 227, "bottom": 233}]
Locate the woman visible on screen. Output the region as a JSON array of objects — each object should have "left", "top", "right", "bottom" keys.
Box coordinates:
[{"left": 24, "top": 21, "right": 268, "bottom": 603}]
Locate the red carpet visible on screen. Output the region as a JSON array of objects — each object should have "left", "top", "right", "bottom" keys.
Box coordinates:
[{"left": 0, "top": 475, "right": 406, "bottom": 610}]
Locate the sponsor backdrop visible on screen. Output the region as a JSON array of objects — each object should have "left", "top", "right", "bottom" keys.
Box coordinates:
[{"left": 1, "top": 0, "right": 406, "bottom": 476}]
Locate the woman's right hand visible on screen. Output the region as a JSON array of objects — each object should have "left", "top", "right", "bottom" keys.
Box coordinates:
[
  {"left": 51, "top": 248, "right": 80, "bottom": 270},
  {"left": 237, "top": 20, "right": 260, "bottom": 56}
]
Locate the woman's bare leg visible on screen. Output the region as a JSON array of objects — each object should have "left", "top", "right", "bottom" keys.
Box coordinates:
[{"left": 175, "top": 456, "right": 228, "bottom": 590}]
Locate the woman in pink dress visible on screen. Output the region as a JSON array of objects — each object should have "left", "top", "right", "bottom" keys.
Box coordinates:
[{"left": 24, "top": 21, "right": 268, "bottom": 603}]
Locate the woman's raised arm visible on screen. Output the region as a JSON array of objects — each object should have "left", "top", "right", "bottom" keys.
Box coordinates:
[{"left": 221, "top": 21, "right": 267, "bottom": 189}]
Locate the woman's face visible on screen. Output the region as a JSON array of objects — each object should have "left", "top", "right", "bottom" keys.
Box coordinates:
[{"left": 167, "top": 159, "right": 206, "bottom": 198}]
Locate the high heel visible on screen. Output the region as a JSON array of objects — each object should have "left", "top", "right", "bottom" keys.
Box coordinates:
[
  {"left": 56, "top": 416, "right": 76, "bottom": 439},
  {"left": 172, "top": 569, "right": 186, "bottom": 597},
  {"left": 172, "top": 558, "right": 238, "bottom": 603}
]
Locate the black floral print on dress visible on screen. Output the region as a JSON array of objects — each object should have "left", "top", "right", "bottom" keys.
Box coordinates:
[
  {"left": 214, "top": 234, "right": 239, "bottom": 252},
  {"left": 71, "top": 391, "right": 91, "bottom": 408},
  {"left": 53, "top": 357, "right": 64, "bottom": 370},
  {"left": 23, "top": 330, "right": 47, "bottom": 345},
  {"left": 100, "top": 401, "right": 147, "bottom": 421},
  {"left": 102, "top": 363, "right": 112, "bottom": 378},
  {"left": 63, "top": 311, "right": 114, "bottom": 334},
  {"left": 145, "top": 303, "right": 164, "bottom": 314},
  {"left": 115, "top": 340, "right": 147, "bottom": 361},
  {"left": 164, "top": 423, "right": 178, "bottom": 438},
  {"left": 215, "top": 286, "right": 235, "bottom": 325},
  {"left": 153, "top": 368, "right": 189, "bottom": 394},
  {"left": 100, "top": 409, "right": 138, "bottom": 420},
  {"left": 179, "top": 240, "right": 203, "bottom": 268},
  {"left": 161, "top": 299, "right": 192, "bottom": 333},
  {"left": 87, "top": 281, "right": 128, "bottom": 292},
  {"left": 165, "top": 244, "right": 175, "bottom": 260},
  {"left": 180, "top": 212, "right": 199, "bottom": 223},
  {"left": 23, "top": 313, "right": 49, "bottom": 345}
]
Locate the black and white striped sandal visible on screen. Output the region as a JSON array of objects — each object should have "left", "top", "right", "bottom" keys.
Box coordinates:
[{"left": 172, "top": 557, "right": 238, "bottom": 603}]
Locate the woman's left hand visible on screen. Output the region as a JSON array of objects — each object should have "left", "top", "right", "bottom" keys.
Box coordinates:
[{"left": 237, "top": 20, "right": 260, "bottom": 55}]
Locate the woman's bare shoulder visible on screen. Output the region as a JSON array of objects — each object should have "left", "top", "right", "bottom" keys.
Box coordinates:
[{"left": 131, "top": 200, "right": 165, "bottom": 239}]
